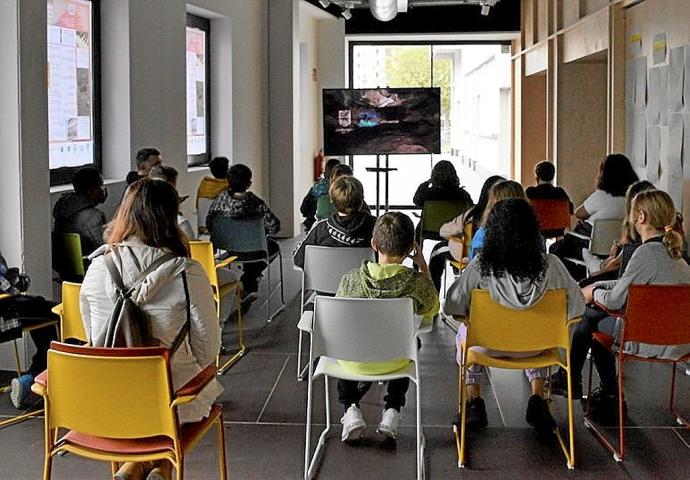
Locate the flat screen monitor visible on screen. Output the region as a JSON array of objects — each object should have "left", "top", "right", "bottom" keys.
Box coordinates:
[{"left": 322, "top": 87, "right": 441, "bottom": 156}]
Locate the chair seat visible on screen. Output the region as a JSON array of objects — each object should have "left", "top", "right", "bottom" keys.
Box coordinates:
[
  {"left": 59, "top": 404, "right": 223, "bottom": 455},
  {"left": 465, "top": 347, "right": 565, "bottom": 370},
  {"left": 313, "top": 356, "right": 417, "bottom": 383}
]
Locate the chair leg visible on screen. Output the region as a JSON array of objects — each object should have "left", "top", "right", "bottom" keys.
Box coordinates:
[
  {"left": 416, "top": 377, "right": 423, "bottom": 480},
  {"left": 217, "top": 288, "right": 247, "bottom": 375},
  {"left": 304, "top": 364, "right": 314, "bottom": 479},
  {"left": 454, "top": 366, "right": 468, "bottom": 468},
  {"left": 216, "top": 416, "right": 228, "bottom": 480},
  {"left": 176, "top": 458, "right": 184, "bottom": 480},
  {"left": 111, "top": 462, "right": 119, "bottom": 477},
  {"left": 669, "top": 362, "right": 689, "bottom": 427}
]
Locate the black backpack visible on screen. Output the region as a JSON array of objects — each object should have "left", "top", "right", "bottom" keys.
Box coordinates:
[{"left": 101, "top": 246, "right": 190, "bottom": 354}]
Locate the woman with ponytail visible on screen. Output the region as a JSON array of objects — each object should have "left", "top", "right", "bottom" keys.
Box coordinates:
[{"left": 550, "top": 190, "right": 690, "bottom": 419}]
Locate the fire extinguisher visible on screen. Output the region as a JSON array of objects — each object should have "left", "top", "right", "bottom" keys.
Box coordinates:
[{"left": 313, "top": 149, "right": 324, "bottom": 181}]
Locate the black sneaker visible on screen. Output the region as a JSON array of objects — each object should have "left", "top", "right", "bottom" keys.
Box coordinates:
[
  {"left": 526, "top": 395, "right": 557, "bottom": 435},
  {"left": 548, "top": 368, "right": 583, "bottom": 399},
  {"left": 584, "top": 388, "right": 627, "bottom": 425},
  {"left": 452, "top": 397, "right": 488, "bottom": 431}
]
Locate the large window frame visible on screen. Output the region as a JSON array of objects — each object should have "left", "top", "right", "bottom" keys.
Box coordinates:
[
  {"left": 186, "top": 13, "right": 211, "bottom": 167},
  {"left": 49, "top": 0, "right": 102, "bottom": 187}
]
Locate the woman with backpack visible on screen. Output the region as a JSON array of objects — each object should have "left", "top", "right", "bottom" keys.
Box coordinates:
[{"left": 80, "top": 178, "right": 222, "bottom": 480}]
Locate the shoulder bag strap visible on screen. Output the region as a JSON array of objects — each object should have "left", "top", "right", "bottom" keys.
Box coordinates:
[{"left": 169, "top": 270, "right": 191, "bottom": 355}]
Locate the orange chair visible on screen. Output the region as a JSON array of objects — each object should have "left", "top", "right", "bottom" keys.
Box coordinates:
[
  {"left": 32, "top": 342, "right": 227, "bottom": 480},
  {"left": 530, "top": 198, "right": 571, "bottom": 238},
  {"left": 584, "top": 285, "right": 690, "bottom": 462}
]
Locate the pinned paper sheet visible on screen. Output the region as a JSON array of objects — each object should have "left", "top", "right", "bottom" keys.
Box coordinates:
[
  {"left": 659, "top": 66, "right": 669, "bottom": 126},
  {"left": 646, "top": 126, "right": 661, "bottom": 183},
  {"left": 635, "top": 57, "right": 648, "bottom": 112},
  {"left": 685, "top": 47, "right": 690, "bottom": 112},
  {"left": 669, "top": 113, "right": 684, "bottom": 179},
  {"left": 632, "top": 113, "right": 647, "bottom": 169},
  {"left": 685, "top": 113, "right": 690, "bottom": 180},
  {"left": 647, "top": 67, "right": 661, "bottom": 125},
  {"left": 652, "top": 33, "right": 667, "bottom": 65},
  {"left": 669, "top": 47, "right": 685, "bottom": 112},
  {"left": 630, "top": 32, "right": 642, "bottom": 56}
]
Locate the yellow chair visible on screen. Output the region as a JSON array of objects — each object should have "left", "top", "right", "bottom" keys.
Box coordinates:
[
  {"left": 0, "top": 293, "right": 60, "bottom": 428},
  {"left": 189, "top": 240, "right": 245, "bottom": 374},
  {"left": 32, "top": 342, "right": 227, "bottom": 480},
  {"left": 455, "top": 289, "right": 580, "bottom": 470},
  {"left": 52, "top": 232, "right": 86, "bottom": 282},
  {"left": 51, "top": 282, "right": 86, "bottom": 344}
]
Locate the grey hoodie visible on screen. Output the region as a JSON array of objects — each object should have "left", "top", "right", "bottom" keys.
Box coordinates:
[
  {"left": 53, "top": 192, "right": 107, "bottom": 255},
  {"left": 444, "top": 254, "right": 585, "bottom": 321}
]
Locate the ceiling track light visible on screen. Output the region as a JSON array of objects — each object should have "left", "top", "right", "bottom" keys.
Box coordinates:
[
  {"left": 318, "top": 0, "right": 331, "bottom": 7},
  {"left": 341, "top": 8, "right": 353, "bottom": 19}
]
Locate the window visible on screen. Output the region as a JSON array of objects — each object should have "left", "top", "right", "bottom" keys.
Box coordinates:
[
  {"left": 47, "top": 0, "right": 101, "bottom": 186},
  {"left": 186, "top": 14, "right": 211, "bottom": 166}
]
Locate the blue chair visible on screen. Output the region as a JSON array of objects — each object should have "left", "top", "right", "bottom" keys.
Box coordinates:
[{"left": 208, "top": 216, "right": 285, "bottom": 322}]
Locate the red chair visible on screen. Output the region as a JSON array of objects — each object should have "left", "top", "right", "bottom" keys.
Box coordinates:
[
  {"left": 530, "top": 198, "right": 571, "bottom": 238},
  {"left": 584, "top": 285, "right": 690, "bottom": 462}
]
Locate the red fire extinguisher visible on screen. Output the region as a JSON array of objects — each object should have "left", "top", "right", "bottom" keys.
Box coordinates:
[{"left": 313, "top": 149, "right": 324, "bottom": 181}]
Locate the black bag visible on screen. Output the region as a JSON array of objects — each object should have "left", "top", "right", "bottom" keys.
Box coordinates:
[
  {"left": 101, "top": 247, "right": 190, "bottom": 354},
  {"left": 0, "top": 297, "right": 21, "bottom": 344}
]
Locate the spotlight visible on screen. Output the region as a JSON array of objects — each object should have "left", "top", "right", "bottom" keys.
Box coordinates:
[
  {"left": 341, "top": 8, "right": 352, "bottom": 19},
  {"left": 480, "top": 4, "right": 490, "bottom": 15},
  {"left": 318, "top": 0, "right": 330, "bottom": 7}
]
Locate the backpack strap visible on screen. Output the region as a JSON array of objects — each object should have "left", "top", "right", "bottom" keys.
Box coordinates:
[
  {"left": 169, "top": 271, "right": 191, "bottom": 355},
  {"left": 104, "top": 246, "right": 176, "bottom": 299}
]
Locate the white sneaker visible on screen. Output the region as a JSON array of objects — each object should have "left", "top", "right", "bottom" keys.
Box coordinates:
[
  {"left": 340, "top": 404, "right": 366, "bottom": 442},
  {"left": 377, "top": 408, "right": 400, "bottom": 439}
]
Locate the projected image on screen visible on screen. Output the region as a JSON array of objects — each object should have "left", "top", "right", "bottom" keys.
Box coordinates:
[
  {"left": 47, "top": 0, "right": 94, "bottom": 169},
  {"left": 323, "top": 88, "right": 441, "bottom": 156}
]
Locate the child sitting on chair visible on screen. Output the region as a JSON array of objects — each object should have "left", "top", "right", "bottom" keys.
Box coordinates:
[
  {"left": 335, "top": 212, "right": 439, "bottom": 442},
  {"left": 292, "top": 176, "right": 375, "bottom": 269}
]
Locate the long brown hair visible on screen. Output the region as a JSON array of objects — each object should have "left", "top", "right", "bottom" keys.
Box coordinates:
[
  {"left": 106, "top": 178, "right": 189, "bottom": 257},
  {"left": 631, "top": 190, "right": 684, "bottom": 260}
]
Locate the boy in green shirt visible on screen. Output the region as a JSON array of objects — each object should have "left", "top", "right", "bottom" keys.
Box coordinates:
[{"left": 336, "top": 211, "right": 439, "bottom": 442}]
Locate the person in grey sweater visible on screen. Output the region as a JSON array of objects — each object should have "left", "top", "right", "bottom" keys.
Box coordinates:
[
  {"left": 550, "top": 190, "right": 690, "bottom": 419},
  {"left": 444, "top": 199, "right": 585, "bottom": 434}
]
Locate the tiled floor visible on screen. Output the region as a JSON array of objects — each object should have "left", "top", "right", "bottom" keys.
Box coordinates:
[{"left": 1, "top": 237, "right": 689, "bottom": 479}]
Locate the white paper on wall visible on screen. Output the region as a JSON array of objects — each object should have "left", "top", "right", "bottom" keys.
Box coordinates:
[
  {"left": 653, "top": 33, "right": 667, "bottom": 65},
  {"left": 632, "top": 113, "right": 647, "bottom": 168},
  {"left": 659, "top": 66, "right": 669, "bottom": 126},
  {"left": 669, "top": 113, "right": 684, "bottom": 179},
  {"left": 664, "top": 175, "right": 684, "bottom": 211},
  {"left": 635, "top": 57, "right": 648, "bottom": 112},
  {"left": 669, "top": 46, "right": 685, "bottom": 112},
  {"left": 647, "top": 68, "right": 661, "bottom": 126},
  {"left": 626, "top": 61, "right": 636, "bottom": 157},
  {"left": 684, "top": 113, "right": 690, "bottom": 180},
  {"left": 647, "top": 126, "right": 661, "bottom": 183},
  {"left": 685, "top": 47, "right": 690, "bottom": 112}
]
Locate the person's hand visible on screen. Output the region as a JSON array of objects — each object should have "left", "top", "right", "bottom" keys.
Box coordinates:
[
  {"left": 609, "top": 241, "right": 620, "bottom": 258},
  {"left": 582, "top": 284, "right": 595, "bottom": 304},
  {"left": 409, "top": 241, "right": 425, "bottom": 267}
]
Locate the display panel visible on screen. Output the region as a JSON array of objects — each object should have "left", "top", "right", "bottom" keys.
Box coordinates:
[
  {"left": 186, "top": 25, "right": 207, "bottom": 157},
  {"left": 47, "top": 0, "right": 95, "bottom": 170},
  {"left": 322, "top": 88, "right": 441, "bottom": 156}
]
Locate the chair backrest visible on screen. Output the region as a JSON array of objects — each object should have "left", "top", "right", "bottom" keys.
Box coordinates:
[
  {"left": 53, "top": 232, "right": 85, "bottom": 280},
  {"left": 420, "top": 201, "right": 471, "bottom": 239},
  {"left": 303, "top": 246, "right": 374, "bottom": 293},
  {"left": 60, "top": 281, "right": 86, "bottom": 343},
  {"left": 208, "top": 216, "right": 268, "bottom": 254},
  {"left": 197, "top": 197, "right": 213, "bottom": 231},
  {"left": 189, "top": 240, "right": 219, "bottom": 288},
  {"left": 467, "top": 289, "right": 569, "bottom": 352},
  {"left": 589, "top": 218, "right": 622, "bottom": 256},
  {"left": 622, "top": 285, "right": 690, "bottom": 346},
  {"left": 46, "top": 342, "right": 177, "bottom": 440},
  {"left": 531, "top": 198, "right": 571, "bottom": 234},
  {"left": 462, "top": 222, "right": 473, "bottom": 258},
  {"left": 311, "top": 297, "right": 417, "bottom": 364}
]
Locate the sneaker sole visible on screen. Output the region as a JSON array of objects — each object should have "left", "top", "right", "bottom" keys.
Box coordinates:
[
  {"left": 376, "top": 425, "right": 398, "bottom": 440},
  {"left": 341, "top": 421, "right": 366, "bottom": 442},
  {"left": 10, "top": 378, "right": 23, "bottom": 409}
]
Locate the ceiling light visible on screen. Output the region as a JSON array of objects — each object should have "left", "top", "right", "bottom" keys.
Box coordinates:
[
  {"left": 370, "top": 0, "right": 398, "bottom": 22},
  {"left": 480, "top": 4, "right": 491, "bottom": 15},
  {"left": 318, "top": 0, "right": 330, "bottom": 7}
]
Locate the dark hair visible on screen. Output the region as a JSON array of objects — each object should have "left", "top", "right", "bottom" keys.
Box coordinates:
[
  {"left": 209, "top": 156, "right": 229, "bottom": 179},
  {"left": 149, "top": 165, "right": 179, "bottom": 186},
  {"left": 479, "top": 198, "right": 546, "bottom": 282},
  {"left": 372, "top": 211, "right": 414, "bottom": 258},
  {"left": 72, "top": 167, "right": 102, "bottom": 194},
  {"left": 135, "top": 147, "right": 161, "bottom": 169},
  {"left": 106, "top": 178, "right": 188, "bottom": 257},
  {"left": 596, "top": 154, "right": 638, "bottom": 197},
  {"left": 330, "top": 164, "right": 353, "bottom": 182},
  {"left": 465, "top": 175, "right": 505, "bottom": 229},
  {"left": 431, "top": 160, "right": 459, "bottom": 188},
  {"left": 227, "top": 164, "right": 252, "bottom": 193},
  {"left": 324, "top": 158, "right": 341, "bottom": 182},
  {"left": 534, "top": 161, "right": 555, "bottom": 182}
]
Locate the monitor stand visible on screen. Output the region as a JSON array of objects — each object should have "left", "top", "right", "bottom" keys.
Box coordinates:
[{"left": 365, "top": 155, "right": 398, "bottom": 217}]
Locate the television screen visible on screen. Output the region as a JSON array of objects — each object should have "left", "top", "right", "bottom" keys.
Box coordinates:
[{"left": 322, "top": 88, "right": 441, "bottom": 156}]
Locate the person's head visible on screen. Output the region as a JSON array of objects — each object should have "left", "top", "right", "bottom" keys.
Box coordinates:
[
  {"left": 72, "top": 167, "right": 106, "bottom": 204},
  {"left": 330, "top": 163, "right": 353, "bottom": 182},
  {"left": 135, "top": 147, "right": 162, "bottom": 175},
  {"left": 430, "top": 160, "right": 459, "bottom": 188},
  {"left": 209, "top": 156, "right": 229, "bottom": 179},
  {"left": 149, "top": 165, "right": 179, "bottom": 188},
  {"left": 480, "top": 198, "right": 547, "bottom": 282},
  {"left": 631, "top": 190, "right": 684, "bottom": 259},
  {"left": 534, "top": 161, "right": 555, "bottom": 184},
  {"left": 106, "top": 178, "right": 188, "bottom": 257},
  {"left": 596, "top": 153, "right": 638, "bottom": 197},
  {"left": 323, "top": 158, "right": 341, "bottom": 182},
  {"left": 329, "top": 176, "right": 364, "bottom": 215},
  {"left": 227, "top": 164, "right": 252, "bottom": 193},
  {"left": 371, "top": 211, "right": 415, "bottom": 261},
  {"left": 622, "top": 180, "right": 656, "bottom": 242},
  {"left": 481, "top": 180, "right": 527, "bottom": 225},
  {"left": 467, "top": 175, "right": 505, "bottom": 228}
]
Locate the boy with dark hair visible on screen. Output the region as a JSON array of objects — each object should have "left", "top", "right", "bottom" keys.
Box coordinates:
[
  {"left": 525, "top": 161, "right": 573, "bottom": 210},
  {"left": 293, "top": 176, "right": 375, "bottom": 268},
  {"left": 196, "top": 156, "right": 230, "bottom": 235},
  {"left": 53, "top": 167, "right": 108, "bottom": 255},
  {"left": 207, "top": 164, "right": 281, "bottom": 296},
  {"left": 126, "top": 147, "right": 162, "bottom": 185},
  {"left": 335, "top": 211, "right": 439, "bottom": 442},
  {"left": 150, "top": 165, "right": 196, "bottom": 240},
  {"left": 300, "top": 158, "right": 341, "bottom": 231}
]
